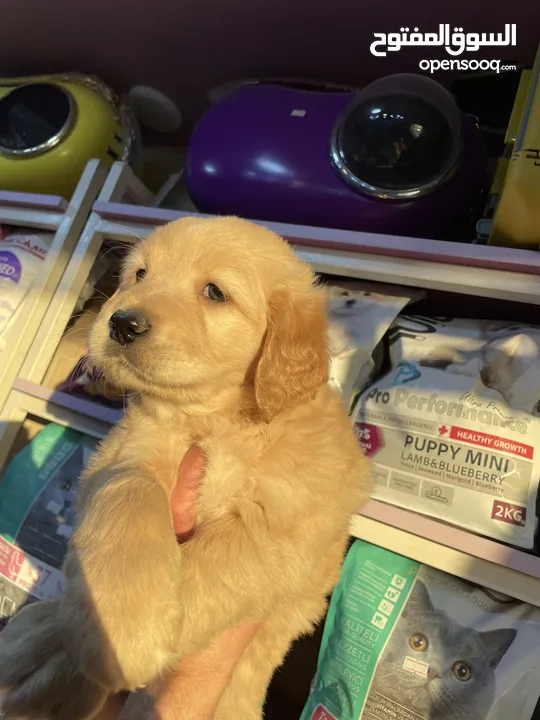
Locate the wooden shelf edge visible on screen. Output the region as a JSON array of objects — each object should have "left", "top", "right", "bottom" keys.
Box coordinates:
[
  {"left": 12, "top": 379, "right": 122, "bottom": 426},
  {"left": 92, "top": 200, "right": 540, "bottom": 276},
  {"left": 360, "top": 499, "right": 540, "bottom": 577},
  {"left": 350, "top": 514, "right": 540, "bottom": 606},
  {"left": 94, "top": 201, "right": 194, "bottom": 225},
  {"left": 0, "top": 191, "right": 68, "bottom": 212},
  {"left": 97, "top": 218, "right": 540, "bottom": 305},
  {"left": 0, "top": 208, "right": 64, "bottom": 231},
  {"left": 1, "top": 390, "right": 111, "bottom": 449},
  {"left": 352, "top": 505, "right": 540, "bottom": 606}
]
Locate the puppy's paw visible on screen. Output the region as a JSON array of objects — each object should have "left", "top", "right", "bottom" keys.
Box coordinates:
[{"left": 0, "top": 601, "right": 107, "bottom": 720}]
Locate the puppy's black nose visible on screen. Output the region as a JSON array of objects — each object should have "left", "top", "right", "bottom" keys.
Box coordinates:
[
  {"left": 109, "top": 310, "right": 151, "bottom": 346},
  {"left": 345, "top": 298, "right": 356, "bottom": 307}
]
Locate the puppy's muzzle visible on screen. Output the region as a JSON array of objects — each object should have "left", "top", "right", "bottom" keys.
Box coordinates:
[{"left": 109, "top": 310, "right": 151, "bottom": 346}]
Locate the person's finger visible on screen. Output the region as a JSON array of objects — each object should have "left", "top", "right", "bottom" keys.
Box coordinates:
[{"left": 170, "top": 446, "right": 206, "bottom": 539}]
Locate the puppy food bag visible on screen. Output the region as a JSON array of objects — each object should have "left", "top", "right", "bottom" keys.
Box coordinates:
[
  {"left": 352, "top": 315, "right": 540, "bottom": 548},
  {"left": 0, "top": 230, "right": 54, "bottom": 352},
  {"left": 301, "top": 540, "right": 540, "bottom": 720},
  {"left": 327, "top": 281, "right": 424, "bottom": 409},
  {"left": 0, "top": 424, "right": 96, "bottom": 624}
]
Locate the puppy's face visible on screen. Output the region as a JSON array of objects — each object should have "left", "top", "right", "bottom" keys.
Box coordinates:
[{"left": 89, "top": 217, "right": 328, "bottom": 416}]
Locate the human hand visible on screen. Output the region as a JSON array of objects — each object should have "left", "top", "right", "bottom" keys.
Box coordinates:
[
  {"left": 93, "top": 447, "right": 260, "bottom": 720},
  {"left": 169, "top": 445, "right": 207, "bottom": 541}
]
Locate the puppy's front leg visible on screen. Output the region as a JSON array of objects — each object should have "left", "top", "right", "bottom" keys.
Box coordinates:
[
  {"left": 60, "top": 468, "right": 183, "bottom": 693},
  {"left": 174, "top": 507, "right": 318, "bottom": 655}
]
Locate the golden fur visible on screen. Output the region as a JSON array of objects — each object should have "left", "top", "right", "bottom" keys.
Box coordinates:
[{"left": 0, "top": 217, "right": 371, "bottom": 719}]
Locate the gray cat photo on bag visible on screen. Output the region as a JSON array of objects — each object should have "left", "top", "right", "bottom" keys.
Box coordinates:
[{"left": 369, "top": 580, "right": 517, "bottom": 720}]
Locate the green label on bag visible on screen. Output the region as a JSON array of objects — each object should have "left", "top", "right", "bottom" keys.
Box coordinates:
[
  {"left": 0, "top": 423, "right": 97, "bottom": 619},
  {"left": 0, "top": 423, "right": 82, "bottom": 543},
  {"left": 301, "top": 540, "right": 420, "bottom": 720}
]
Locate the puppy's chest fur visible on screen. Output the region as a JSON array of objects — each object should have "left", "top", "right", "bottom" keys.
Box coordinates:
[{"left": 93, "top": 388, "right": 361, "bottom": 528}]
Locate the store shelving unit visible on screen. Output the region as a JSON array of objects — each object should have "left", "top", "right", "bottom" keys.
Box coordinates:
[
  {"left": 0, "top": 160, "right": 107, "bottom": 413},
  {"left": 2, "top": 160, "right": 540, "bottom": 606}
]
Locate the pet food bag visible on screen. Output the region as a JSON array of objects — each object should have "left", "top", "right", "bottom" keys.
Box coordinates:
[
  {"left": 301, "top": 540, "right": 540, "bottom": 720},
  {"left": 0, "top": 424, "right": 96, "bottom": 624},
  {"left": 0, "top": 230, "right": 54, "bottom": 353},
  {"left": 327, "top": 281, "right": 424, "bottom": 409},
  {"left": 352, "top": 315, "right": 540, "bottom": 548}
]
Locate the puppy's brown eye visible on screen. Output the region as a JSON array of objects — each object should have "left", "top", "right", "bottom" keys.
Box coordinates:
[
  {"left": 136, "top": 268, "right": 146, "bottom": 282},
  {"left": 203, "top": 283, "right": 227, "bottom": 303}
]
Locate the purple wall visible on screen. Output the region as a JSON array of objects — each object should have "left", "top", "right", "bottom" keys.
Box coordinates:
[{"left": 3, "top": 0, "right": 537, "bottom": 138}]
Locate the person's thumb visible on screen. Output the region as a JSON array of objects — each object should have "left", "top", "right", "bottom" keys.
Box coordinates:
[{"left": 170, "top": 446, "right": 206, "bottom": 540}]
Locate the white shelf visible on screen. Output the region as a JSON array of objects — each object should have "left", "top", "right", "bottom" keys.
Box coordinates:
[
  {"left": 295, "top": 246, "right": 540, "bottom": 305},
  {"left": 91, "top": 201, "right": 540, "bottom": 305},
  {"left": 5, "top": 161, "right": 540, "bottom": 607},
  {"left": 0, "top": 160, "right": 107, "bottom": 416},
  {"left": 351, "top": 502, "right": 540, "bottom": 607}
]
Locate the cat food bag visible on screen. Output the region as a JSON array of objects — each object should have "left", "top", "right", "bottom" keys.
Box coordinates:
[
  {"left": 352, "top": 316, "right": 540, "bottom": 548},
  {"left": 0, "top": 424, "right": 97, "bottom": 625},
  {"left": 0, "top": 230, "right": 54, "bottom": 353},
  {"left": 301, "top": 540, "right": 540, "bottom": 720},
  {"left": 327, "top": 281, "right": 424, "bottom": 409}
]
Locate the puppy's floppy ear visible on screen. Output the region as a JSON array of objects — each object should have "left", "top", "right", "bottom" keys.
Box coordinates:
[{"left": 255, "top": 288, "right": 329, "bottom": 421}]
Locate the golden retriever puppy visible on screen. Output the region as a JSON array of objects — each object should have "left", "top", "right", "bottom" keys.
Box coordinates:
[{"left": 0, "top": 217, "right": 371, "bottom": 719}]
